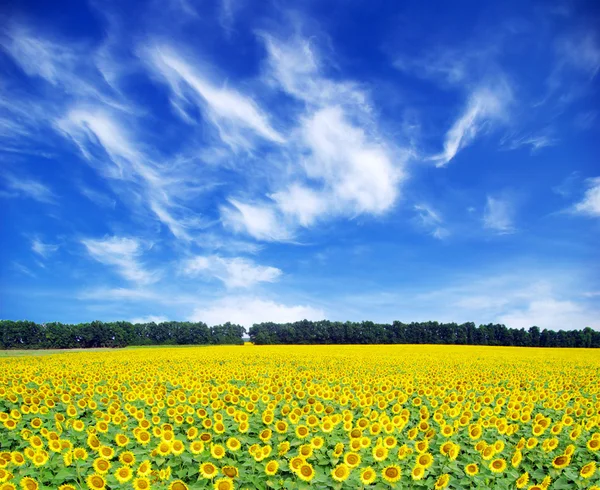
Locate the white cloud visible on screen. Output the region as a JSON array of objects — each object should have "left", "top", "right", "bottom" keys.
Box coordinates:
[
  {"left": 261, "top": 34, "right": 370, "bottom": 109},
  {"left": 182, "top": 255, "right": 282, "bottom": 288},
  {"left": 483, "top": 195, "right": 516, "bottom": 234},
  {"left": 431, "top": 86, "right": 511, "bottom": 166},
  {"left": 145, "top": 46, "right": 284, "bottom": 148},
  {"left": 301, "top": 106, "right": 400, "bottom": 214},
  {"left": 31, "top": 238, "right": 59, "bottom": 258},
  {"left": 573, "top": 177, "right": 600, "bottom": 217},
  {"left": 220, "top": 35, "right": 405, "bottom": 242},
  {"left": 497, "top": 299, "right": 599, "bottom": 330},
  {"left": 81, "top": 236, "right": 158, "bottom": 285},
  {"left": 221, "top": 199, "right": 292, "bottom": 242},
  {"left": 130, "top": 315, "right": 168, "bottom": 324},
  {"left": 1, "top": 174, "right": 56, "bottom": 204},
  {"left": 270, "top": 184, "right": 326, "bottom": 228},
  {"left": 189, "top": 296, "right": 325, "bottom": 327}
]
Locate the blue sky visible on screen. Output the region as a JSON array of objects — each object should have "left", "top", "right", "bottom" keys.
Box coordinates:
[{"left": 0, "top": 0, "right": 599, "bottom": 329}]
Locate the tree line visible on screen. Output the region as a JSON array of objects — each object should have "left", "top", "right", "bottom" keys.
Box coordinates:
[
  {"left": 248, "top": 320, "right": 600, "bottom": 347},
  {"left": 1, "top": 319, "right": 598, "bottom": 349},
  {"left": 0, "top": 320, "right": 245, "bottom": 349}
]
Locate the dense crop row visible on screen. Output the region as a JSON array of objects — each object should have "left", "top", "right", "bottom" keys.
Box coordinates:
[{"left": 0, "top": 345, "right": 599, "bottom": 489}]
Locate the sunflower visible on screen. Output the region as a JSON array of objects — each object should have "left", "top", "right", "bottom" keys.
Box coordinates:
[
  {"left": 587, "top": 439, "right": 600, "bottom": 452},
  {"left": 434, "top": 474, "right": 450, "bottom": 490},
  {"left": 415, "top": 439, "right": 429, "bottom": 453},
  {"left": 85, "top": 474, "right": 106, "bottom": 490},
  {"left": 222, "top": 466, "right": 238, "bottom": 479},
  {"left": 297, "top": 463, "right": 315, "bottom": 482},
  {"left": 331, "top": 464, "right": 350, "bottom": 482},
  {"left": 289, "top": 456, "right": 304, "bottom": 474},
  {"left": 190, "top": 441, "right": 205, "bottom": 455},
  {"left": 58, "top": 486, "right": 76, "bottom": 490},
  {"left": 119, "top": 451, "right": 136, "bottom": 466},
  {"left": 516, "top": 472, "right": 529, "bottom": 489},
  {"left": 211, "top": 444, "right": 225, "bottom": 459},
  {"left": 465, "top": 463, "right": 479, "bottom": 476},
  {"left": 226, "top": 438, "right": 241, "bottom": 452},
  {"left": 98, "top": 446, "right": 114, "bottom": 460},
  {"left": 137, "top": 460, "right": 152, "bottom": 476},
  {"left": 580, "top": 462, "right": 597, "bottom": 479},
  {"left": 372, "top": 445, "right": 388, "bottom": 462},
  {"left": 8, "top": 453, "right": 23, "bottom": 469},
  {"left": 295, "top": 425, "right": 310, "bottom": 439},
  {"left": 115, "top": 466, "right": 133, "bottom": 483},
  {"left": 115, "top": 434, "right": 129, "bottom": 447},
  {"left": 416, "top": 453, "right": 433, "bottom": 468},
  {"left": 343, "top": 452, "right": 361, "bottom": 468},
  {"left": 448, "top": 445, "right": 459, "bottom": 461},
  {"left": 540, "top": 476, "right": 551, "bottom": 489},
  {"left": 360, "top": 466, "right": 376, "bottom": 485},
  {"left": 19, "top": 479, "right": 39, "bottom": 490},
  {"left": 382, "top": 465, "right": 402, "bottom": 483},
  {"left": 156, "top": 441, "right": 171, "bottom": 456},
  {"left": 277, "top": 441, "right": 290, "bottom": 456},
  {"left": 299, "top": 444, "right": 313, "bottom": 458},
  {"left": 213, "top": 479, "right": 233, "bottom": 490},
  {"left": 490, "top": 458, "right": 506, "bottom": 473},
  {"left": 132, "top": 477, "right": 151, "bottom": 490},
  {"left": 552, "top": 455, "right": 570, "bottom": 469},
  {"left": 93, "top": 458, "right": 111, "bottom": 474},
  {"left": 31, "top": 452, "right": 48, "bottom": 467},
  {"left": 167, "top": 481, "right": 188, "bottom": 490},
  {"left": 199, "top": 462, "right": 218, "bottom": 479},
  {"left": 265, "top": 460, "right": 279, "bottom": 476}
]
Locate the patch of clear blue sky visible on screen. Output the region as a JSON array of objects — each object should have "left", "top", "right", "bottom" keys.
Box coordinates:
[{"left": 0, "top": 0, "right": 599, "bottom": 329}]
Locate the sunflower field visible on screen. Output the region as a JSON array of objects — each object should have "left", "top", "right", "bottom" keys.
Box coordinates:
[{"left": 0, "top": 345, "right": 599, "bottom": 490}]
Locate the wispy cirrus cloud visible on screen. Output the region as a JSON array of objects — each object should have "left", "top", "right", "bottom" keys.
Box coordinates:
[
  {"left": 483, "top": 195, "right": 516, "bottom": 234},
  {"left": 144, "top": 45, "right": 284, "bottom": 149},
  {"left": 58, "top": 108, "right": 210, "bottom": 240},
  {"left": 0, "top": 173, "right": 57, "bottom": 204},
  {"left": 430, "top": 85, "right": 512, "bottom": 167},
  {"left": 555, "top": 32, "right": 600, "bottom": 80},
  {"left": 31, "top": 238, "right": 59, "bottom": 258},
  {"left": 81, "top": 236, "right": 159, "bottom": 285},
  {"left": 11, "top": 262, "right": 36, "bottom": 278},
  {"left": 182, "top": 255, "right": 282, "bottom": 288},
  {"left": 414, "top": 204, "right": 449, "bottom": 239}
]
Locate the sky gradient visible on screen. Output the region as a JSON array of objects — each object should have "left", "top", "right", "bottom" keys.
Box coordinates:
[{"left": 1, "top": 0, "right": 599, "bottom": 329}]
